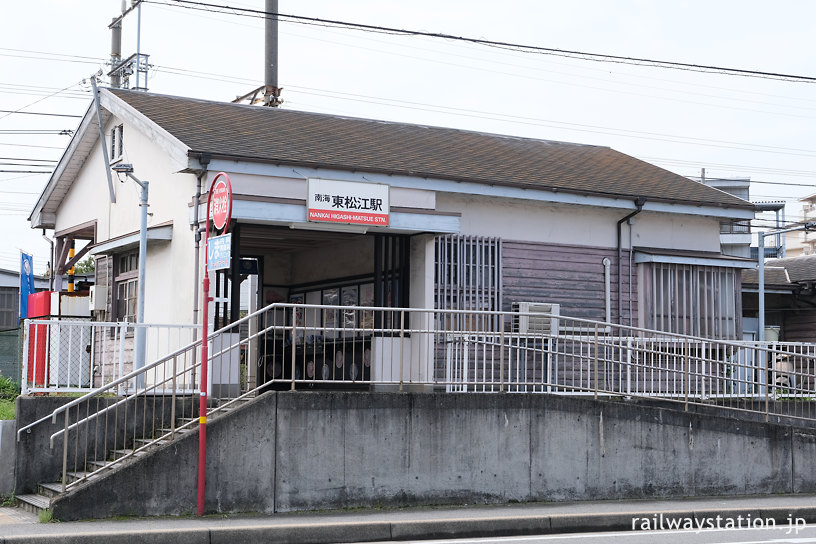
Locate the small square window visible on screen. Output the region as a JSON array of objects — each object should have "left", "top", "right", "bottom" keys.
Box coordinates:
[
  {"left": 113, "top": 250, "right": 138, "bottom": 323},
  {"left": 109, "top": 124, "right": 124, "bottom": 163}
]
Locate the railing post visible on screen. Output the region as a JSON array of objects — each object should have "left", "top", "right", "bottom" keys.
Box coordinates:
[
  {"left": 593, "top": 323, "right": 599, "bottom": 400},
  {"left": 290, "top": 307, "right": 297, "bottom": 391},
  {"left": 399, "top": 310, "right": 405, "bottom": 392},
  {"left": 625, "top": 336, "right": 632, "bottom": 396},
  {"left": 171, "top": 355, "right": 177, "bottom": 440},
  {"left": 764, "top": 345, "right": 770, "bottom": 422},
  {"left": 61, "top": 409, "right": 69, "bottom": 493},
  {"left": 701, "top": 341, "right": 707, "bottom": 400},
  {"left": 684, "top": 338, "right": 690, "bottom": 412},
  {"left": 118, "top": 322, "right": 127, "bottom": 395},
  {"left": 499, "top": 315, "right": 505, "bottom": 393}
]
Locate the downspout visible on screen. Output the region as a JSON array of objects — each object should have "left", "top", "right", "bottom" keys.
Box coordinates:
[
  {"left": 617, "top": 197, "right": 646, "bottom": 325},
  {"left": 192, "top": 153, "right": 211, "bottom": 331},
  {"left": 602, "top": 257, "right": 611, "bottom": 324},
  {"left": 42, "top": 229, "right": 54, "bottom": 291}
]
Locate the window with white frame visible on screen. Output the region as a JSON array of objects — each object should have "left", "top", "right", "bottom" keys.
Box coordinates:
[
  {"left": 114, "top": 250, "right": 138, "bottom": 323},
  {"left": 642, "top": 262, "right": 739, "bottom": 339},
  {"left": 109, "top": 124, "right": 124, "bottom": 163}
]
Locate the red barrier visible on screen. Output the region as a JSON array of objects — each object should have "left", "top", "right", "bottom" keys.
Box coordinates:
[{"left": 26, "top": 291, "right": 52, "bottom": 387}]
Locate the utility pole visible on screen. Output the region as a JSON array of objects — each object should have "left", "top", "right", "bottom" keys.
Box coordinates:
[
  {"left": 107, "top": 1, "right": 149, "bottom": 91},
  {"left": 263, "top": 0, "right": 283, "bottom": 106},
  {"left": 110, "top": 10, "right": 122, "bottom": 88}
]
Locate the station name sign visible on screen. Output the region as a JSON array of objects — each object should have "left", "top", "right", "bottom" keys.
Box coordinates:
[{"left": 307, "top": 178, "right": 390, "bottom": 226}]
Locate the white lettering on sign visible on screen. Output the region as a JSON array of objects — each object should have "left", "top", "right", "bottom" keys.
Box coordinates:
[
  {"left": 207, "top": 233, "right": 231, "bottom": 271},
  {"left": 307, "top": 178, "right": 390, "bottom": 227},
  {"left": 209, "top": 173, "right": 233, "bottom": 231}
]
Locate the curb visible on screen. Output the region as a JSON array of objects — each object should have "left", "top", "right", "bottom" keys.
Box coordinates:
[{"left": 3, "top": 505, "right": 816, "bottom": 544}]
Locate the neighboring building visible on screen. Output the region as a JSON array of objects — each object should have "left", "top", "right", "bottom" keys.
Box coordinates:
[
  {"left": 0, "top": 268, "right": 50, "bottom": 383},
  {"left": 693, "top": 176, "right": 785, "bottom": 259},
  {"left": 29, "top": 89, "right": 756, "bottom": 379},
  {"left": 742, "top": 254, "right": 816, "bottom": 343},
  {"left": 695, "top": 176, "right": 752, "bottom": 258},
  {"left": 0, "top": 267, "right": 52, "bottom": 330},
  {"left": 786, "top": 192, "right": 816, "bottom": 257}
]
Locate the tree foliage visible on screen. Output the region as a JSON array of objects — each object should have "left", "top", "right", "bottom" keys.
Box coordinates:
[{"left": 74, "top": 256, "right": 95, "bottom": 274}]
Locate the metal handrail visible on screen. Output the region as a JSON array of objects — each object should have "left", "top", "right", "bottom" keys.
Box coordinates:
[
  {"left": 18, "top": 302, "right": 816, "bottom": 494},
  {"left": 17, "top": 309, "right": 267, "bottom": 441}
]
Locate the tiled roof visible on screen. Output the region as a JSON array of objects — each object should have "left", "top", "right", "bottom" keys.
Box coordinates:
[
  {"left": 766, "top": 255, "right": 816, "bottom": 283},
  {"left": 110, "top": 89, "right": 754, "bottom": 209},
  {"left": 742, "top": 266, "right": 792, "bottom": 286}
]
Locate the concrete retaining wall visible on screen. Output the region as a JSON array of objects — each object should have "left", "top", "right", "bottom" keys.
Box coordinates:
[
  {"left": 28, "top": 392, "right": 816, "bottom": 520},
  {"left": 15, "top": 395, "right": 190, "bottom": 495},
  {"left": 0, "top": 419, "right": 15, "bottom": 496}
]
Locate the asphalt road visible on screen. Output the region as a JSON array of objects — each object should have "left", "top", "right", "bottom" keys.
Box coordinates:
[
  {"left": 362, "top": 524, "right": 816, "bottom": 544},
  {"left": 3, "top": 494, "right": 816, "bottom": 544}
]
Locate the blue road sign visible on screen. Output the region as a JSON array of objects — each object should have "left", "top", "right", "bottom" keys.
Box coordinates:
[{"left": 207, "top": 233, "right": 232, "bottom": 271}]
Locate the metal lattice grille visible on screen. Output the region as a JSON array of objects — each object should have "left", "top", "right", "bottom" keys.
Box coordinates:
[
  {"left": 644, "top": 262, "right": 739, "bottom": 340},
  {"left": 434, "top": 234, "right": 502, "bottom": 328}
]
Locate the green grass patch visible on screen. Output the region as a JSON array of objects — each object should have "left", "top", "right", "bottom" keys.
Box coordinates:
[
  {"left": 0, "top": 399, "right": 14, "bottom": 420},
  {"left": 0, "top": 375, "right": 19, "bottom": 420},
  {"left": 39, "top": 509, "right": 53, "bottom": 523},
  {"left": 1, "top": 493, "right": 16, "bottom": 507},
  {"left": 0, "top": 375, "right": 18, "bottom": 400}
]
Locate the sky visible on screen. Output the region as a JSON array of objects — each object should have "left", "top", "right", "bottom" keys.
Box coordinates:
[{"left": 1, "top": 0, "right": 816, "bottom": 274}]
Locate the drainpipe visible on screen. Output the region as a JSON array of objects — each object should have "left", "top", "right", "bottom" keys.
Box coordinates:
[
  {"left": 192, "top": 154, "right": 211, "bottom": 330},
  {"left": 602, "top": 257, "right": 611, "bottom": 324},
  {"left": 42, "top": 229, "right": 54, "bottom": 291},
  {"left": 617, "top": 197, "right": 646, "bottom": 325}
]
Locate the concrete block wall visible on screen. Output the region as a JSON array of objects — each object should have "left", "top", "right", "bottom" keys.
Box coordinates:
[
  {"left": 13, "top": 392, "right": 816, "bottom": 520},
  {"left": 0, "top": 420, "right": 15, "bottom": 496}
]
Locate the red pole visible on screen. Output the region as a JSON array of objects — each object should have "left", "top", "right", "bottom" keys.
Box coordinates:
[
  {"left": 197, "top": 194, "right": 212, "bottom": 516},
  {"left": 197, "top": 172, "right": 231, "bottom": 517}
]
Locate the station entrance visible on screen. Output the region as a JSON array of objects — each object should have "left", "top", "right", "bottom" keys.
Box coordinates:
[{"left": 212, "top": 223, "right": 411, "bottom": 390}]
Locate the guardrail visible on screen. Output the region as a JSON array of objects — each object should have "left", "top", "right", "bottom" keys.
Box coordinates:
[
  {"left": 15, "top": 303, "right": 816, "bottom": 494},
  {"left": 20, "top": 320, "right": 198, "bottom": 395}
]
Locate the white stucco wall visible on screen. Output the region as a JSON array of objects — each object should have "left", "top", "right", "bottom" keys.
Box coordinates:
[
  {"left": 436, "top": 193, "right": 721, "bottom": 252},
  {"left": 218, "top": 172, "right": 436, "bottom": 210},
  {"left": 54, "top": 115, "right": 198, "bottom": 325}
]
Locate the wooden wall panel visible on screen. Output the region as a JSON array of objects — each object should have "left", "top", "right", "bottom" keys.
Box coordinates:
[
  {"left": 501, "top": 240, "right": 636, "bottom": 324},
  {"left": 784, "top": 309, "right": 816, "bottom": 343}
]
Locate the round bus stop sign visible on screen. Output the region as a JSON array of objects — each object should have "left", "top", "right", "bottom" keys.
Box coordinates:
[{"left": 209, "top": 172, "right": 233, "bottom": 232}]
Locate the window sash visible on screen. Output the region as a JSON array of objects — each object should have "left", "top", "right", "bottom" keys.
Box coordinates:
[{"left": 116, "top": 278, "right": 137, "bottom": 322}]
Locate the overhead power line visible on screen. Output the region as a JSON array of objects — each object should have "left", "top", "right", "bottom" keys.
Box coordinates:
[
  {"left": 0, "top": 79, "right": 86, "bottom": 123},
  {"left": 0, "top": 157, "right": 57, "bottom": 162},
  {"left": 0, "top": 130, "right": 73, "bottom": 135},
  {"left": 0, "top": 109, "right": 82, "bottom": 118},
  {"left": 0, "top": 142, "right": 64, "bottom": 150},
  {"left": 149, "top": 0, "right": 816, "bottom": 83}
]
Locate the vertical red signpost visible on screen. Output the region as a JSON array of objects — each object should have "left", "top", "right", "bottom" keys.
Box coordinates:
[{"left": 198, "top": 172, "right": 232, "bottom": 516}]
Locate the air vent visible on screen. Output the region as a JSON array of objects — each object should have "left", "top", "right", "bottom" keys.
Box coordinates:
[{"left": 512, "top": 302, "right": 560, "bottom": 335}]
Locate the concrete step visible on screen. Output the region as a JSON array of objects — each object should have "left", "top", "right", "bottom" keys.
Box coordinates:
[
  {"left": 37, "top": 482, "right": 63, "bottom": 499},
  {"left": 110, "top": 448, "right": 141, "bottom": 460},
  {"left": 89, "top": 459, "right": 113, "bottom": 470},
  {"left": 134, "top": 437, "right": 169, "bottom": 448},
  {"left": 66, "top": 471, "right": 97, "bottom": 484},
  {"left": 158, "top": 426, "right": 193, "bottom": 435},
  {"left": 16, "top": 493, "right": 49, "bottom": 515}
]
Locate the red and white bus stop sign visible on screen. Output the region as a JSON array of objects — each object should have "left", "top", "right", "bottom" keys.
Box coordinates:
[{"left": 209, "top": 172, "right": 233, "bottom": 232}]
